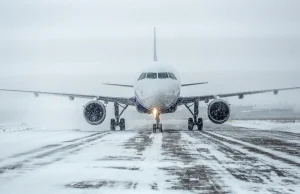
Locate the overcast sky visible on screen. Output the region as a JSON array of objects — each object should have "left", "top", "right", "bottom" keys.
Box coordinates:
[
  {"left": 0, "top": 0, "right": 299, "bottom": 75},
  {"left": 0, "top": 0, "right": 300, "bottom": 118}
]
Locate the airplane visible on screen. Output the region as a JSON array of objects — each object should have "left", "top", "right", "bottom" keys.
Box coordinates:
[{"left": 1, "top": 28, "right": 300, "bottom": 133}]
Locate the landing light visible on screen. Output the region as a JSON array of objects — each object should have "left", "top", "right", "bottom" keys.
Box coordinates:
[{"left": 153, "top": 108, "right": 157, "bottom": 118}]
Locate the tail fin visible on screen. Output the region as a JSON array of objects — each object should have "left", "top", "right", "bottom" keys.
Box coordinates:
[{"left": 153, "top": 27, "right": 158, "bottom": 61}]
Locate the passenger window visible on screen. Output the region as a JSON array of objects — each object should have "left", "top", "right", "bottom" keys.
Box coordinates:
[
  {"left": 168, "top": 72, "right": 177, "bottom": 80},
  {"left": 158, "top": 72, "right": 168, "bottom": 79},
  {"left": 146, "top": 72, "right": 157, "bottom": 79},
  {"left": 138, "top": 73, "right": 146, "bottom": 80}
]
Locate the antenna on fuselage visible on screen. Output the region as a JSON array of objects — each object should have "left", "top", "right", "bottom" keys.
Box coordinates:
[{"left": 153, "top": 27, "right": 158, "bottom": 61}]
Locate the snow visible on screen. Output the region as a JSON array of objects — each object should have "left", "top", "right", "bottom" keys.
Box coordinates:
[
  {"left": 227, "top": 120, "right": 300, "bottom": 133},
  {"left": 0, "top": 129, "right": 95, "bottom": 160},
  {"left": 0, "top": 120, "right": 300, "bottom": 194}
]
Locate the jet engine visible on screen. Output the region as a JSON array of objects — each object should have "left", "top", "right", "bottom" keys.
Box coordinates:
[
  {"left": 83, "top": 101, "right": 106, "bottom": 125},
  {"left": 207, "top": 99, "right": 230, "bottom": 124}
]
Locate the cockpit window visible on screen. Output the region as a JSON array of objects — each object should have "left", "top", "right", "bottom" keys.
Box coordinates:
[
  {"left": 138, "top": 73, "right": 146, "bottom": 80},
  {"left": 158, "top": 72, "right": 169, "bottom": 79},
  {"left": 168, "top": 72, "right": 177, "bottom": 80},
  {"left": 146, "top": 72, "right": 157, "bottom": 79},
  {"left": 140, "top": 72, "right": 175, "bottom": 80}
]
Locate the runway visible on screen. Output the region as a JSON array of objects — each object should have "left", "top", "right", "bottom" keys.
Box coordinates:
[{"left": 0, "top": 121, "right": 300, "bottom": 194}]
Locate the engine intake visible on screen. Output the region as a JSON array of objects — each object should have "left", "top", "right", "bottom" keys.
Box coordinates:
[
  {"left": 83, "top": 101, "right": 106, "bottom": 125},
  {"left": 207, "top": 99, "right": 230, "bottom": 124}
]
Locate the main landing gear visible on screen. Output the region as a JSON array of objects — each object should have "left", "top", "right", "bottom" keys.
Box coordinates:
[
  {"left": 153, "top": 111, "right": 162, "bottom": 133},
  {"left": 184, "top": 101, "right": 203, "bottom": 131},
  {"left": 110, "top": 102, "right": 128, "bottom": 131}
]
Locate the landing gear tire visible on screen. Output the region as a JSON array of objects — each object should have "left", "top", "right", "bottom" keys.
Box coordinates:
[
  {"left": 120, "top": 118, "right": 125, "bottom": 130},
  {"left": 185, "top": 101, "right": 204, "bottom": 131},
  {"left": 158, "top": 124, "right": 163, "bottom": 132},
  {"left": 111, "top": 102, "right": 128, "bottom": 132},
  {"left": 188, "top": 118, "right": 194, "bottom": 131},
  {"left": 197, "top": 118, "right": 203, "bottom": 131},
  {"left": 110, "top": 119, "right": 116, "bottom": 131},
  {"left": 153, "top": 124, "right": 157, "bottom": 133}
]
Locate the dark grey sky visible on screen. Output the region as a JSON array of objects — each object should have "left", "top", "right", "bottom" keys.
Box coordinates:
[{"left": 0, "top": 0, "right": 299, "bottom": 111}]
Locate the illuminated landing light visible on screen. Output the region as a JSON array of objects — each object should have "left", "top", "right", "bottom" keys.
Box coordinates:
[{"left": 153, "top": 108, "right": 157, "bottom": 119}]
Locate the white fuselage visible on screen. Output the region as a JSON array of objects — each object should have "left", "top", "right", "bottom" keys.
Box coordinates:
[{"left": 134, "top": 62, "right": 181, "bottom": 113}]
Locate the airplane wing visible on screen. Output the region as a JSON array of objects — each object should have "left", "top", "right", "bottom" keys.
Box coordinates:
[
  {"left": 177, "top": 86, "right": 300, "bottom": 105},
  {"left": 103, "top": 83, "right": 133, "bottom": 87},
  {"left": 0, "top": 88, "right": 136, "bottom": 106},
  {"left": 181, "top": 82, "right": 208, "bottom": 87}
]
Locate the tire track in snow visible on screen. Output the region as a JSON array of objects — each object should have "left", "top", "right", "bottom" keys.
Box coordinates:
[
  {"left": 123, "top": 130, "right": 154, "bottom": 154},
  {"left": 139, "top": 132, "right": 165, "bottom": 191},
  {"left": 0, "top": 132, "right": 104, "bottom": 163},
  {"left": 202, "top": 130, "right": 300, "bottom": 167},
  {"left": 211, "top": 129, "right": 300, "bottom": 158},
  {"left": 67, "top": 130, "right": 155, "bottom": 191},
  {"left": 188, "top": 130, "right": 300, "bottom": 193},
  {"left": 160, "top": 129, "right": 227, "bottom": 193},
  {"left": 0, "top": 132, "right": 110, "bottom": 179}
]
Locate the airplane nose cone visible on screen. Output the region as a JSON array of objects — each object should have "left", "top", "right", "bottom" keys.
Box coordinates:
[{"left": 138, "top": 85, "right": 178, "bottom": 110}]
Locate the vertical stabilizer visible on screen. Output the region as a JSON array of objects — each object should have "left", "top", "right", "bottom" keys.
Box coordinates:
[{"left": 153, "top": 27, "right": 158, "bottom": 61}]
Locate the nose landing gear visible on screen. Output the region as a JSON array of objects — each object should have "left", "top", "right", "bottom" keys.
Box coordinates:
[
  {"left": 153, "top": 112, "right": 163, "bottom": 133},
  {"left": 185, "top": 101, "right": 203, "bottom": 131},
  {"left": 110, "top": 102, "right": 128, "bottom": 131}
]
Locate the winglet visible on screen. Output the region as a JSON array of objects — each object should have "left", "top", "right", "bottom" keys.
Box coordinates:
[{"left": 154, "top": 27, "right": 158, "bottom": 61}]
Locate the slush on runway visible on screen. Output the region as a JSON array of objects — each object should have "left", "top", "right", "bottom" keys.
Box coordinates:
[{"left": 0, "top": 121, "right": 299, "bottom": 194}]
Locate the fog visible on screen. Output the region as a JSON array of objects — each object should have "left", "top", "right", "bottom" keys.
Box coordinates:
[{"left": 0, "top": 0, "right": 300, "bottom": 129}]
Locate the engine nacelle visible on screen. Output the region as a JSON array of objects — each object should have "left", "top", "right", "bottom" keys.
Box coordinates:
[
  {"left": 207, "top": 99, "right": 230, "bottom": 124},
  {"left": 83, "top": 101, "right": 106, "bottom": 125}
]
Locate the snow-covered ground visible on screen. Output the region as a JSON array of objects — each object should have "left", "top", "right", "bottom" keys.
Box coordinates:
[
  {"left": 0, "top": 120, "right": 300, "bottom": 194},
  {"left": 227, "top": 120, "right": 300, "bottom": 133}
]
